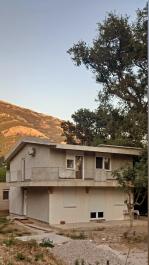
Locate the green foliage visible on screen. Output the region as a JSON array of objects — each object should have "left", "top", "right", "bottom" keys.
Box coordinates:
[
  {"left": 62, "top": 109, "right": 97, "bottom": 145},
  {"left": 15, "top": 253, "right": 26, "bottom": 261},
  {"left": 3, "top": 237, "right": 15, "bottom": 247},
  {"left": 75, "top": 259, "right": 85, "bottom": 265},
  {"left": 0, "top": 166, "right": 6, "bottom": 182},
  {"left": 34, "top": 253, "right": 44, "bottom": 261},
  {"left": 113, "top": 148, "right": 147, "bottom": 206},
  {"left": 0, "top": 217, "right": 8, "bottom": 224},
  {"left": 27, "top": 239, "right": 38, "bottom": 248},
  {"left": 65, "top": 5, "right": 147, "bottom": 147},
  {"left": 39, "top": 238, "right": 54, "bottom": 248}
]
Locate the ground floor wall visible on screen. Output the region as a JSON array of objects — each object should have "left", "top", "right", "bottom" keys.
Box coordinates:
[
  {"left": 0, "top": 183, "right": 9, "bottom": 212},
  {"left": 27, "top": 187, "right": 49, "bottom": 222},
  {"left": 9, "top": 186, "right": 127, "bottom": 224},
  {"left": 49, "top": 187, "right": 127, "bottom": 224},
  {"left": 9, "top": 187, "right": 23, "bottom": 215}
]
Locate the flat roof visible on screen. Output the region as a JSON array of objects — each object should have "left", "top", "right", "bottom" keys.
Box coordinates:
[{"left": 5, "top": 137, "right": 142, "bottom": 162}]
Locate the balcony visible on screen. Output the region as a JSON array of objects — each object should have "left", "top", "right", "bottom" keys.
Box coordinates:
[{"left": 7, "top": 167, "right": 117, "bottom": 187}]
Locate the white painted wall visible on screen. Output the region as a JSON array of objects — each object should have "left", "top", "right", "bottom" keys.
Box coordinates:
[{"left": 49, "top": 187, "right": 127, "bottom": 224}]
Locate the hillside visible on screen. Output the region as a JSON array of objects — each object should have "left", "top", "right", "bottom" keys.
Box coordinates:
[{"left": 0, "top": 100, "right": 65, "bottom": 157}]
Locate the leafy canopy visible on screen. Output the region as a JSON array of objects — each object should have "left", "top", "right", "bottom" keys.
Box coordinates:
[{"left": 64, "top": 5, "right": 147, "bottom": 147}]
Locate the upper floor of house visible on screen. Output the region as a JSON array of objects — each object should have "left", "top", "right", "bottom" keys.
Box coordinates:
[{"left": 5, "top": 137, "right": 141, "bottom": 187}]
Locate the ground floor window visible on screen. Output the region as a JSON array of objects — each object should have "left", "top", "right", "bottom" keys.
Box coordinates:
[
  {"left": 3, "top": 190, "right": 9, "bottom": 200},
  {"left": 90, "top": 211, "right": 104, "bottom": 219}
]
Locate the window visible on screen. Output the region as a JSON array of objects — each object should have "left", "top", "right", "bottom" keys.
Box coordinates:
[
  {"left": 104, "top": 157, "right": 110, "bottom": 170},
  {"left": 66, "top": 159, "right": 74, "bottom": 169},
  {"left": 96, "top": 156, "right": 111, "bottom": 170},
  {"left": 98, "top": 212, "right": 104, "bottom": 218},
  {"left": 90, "top": 211, "right": 104, "bottom": 219},
  {"left": 3, "top": 190, "right": 9, "bottom": 200},
  {"left": 90, "top": 212, "right": 96, "bottom": 219},
  {"left": 96, "top": 157, "right": 103, "bottom": 169}
]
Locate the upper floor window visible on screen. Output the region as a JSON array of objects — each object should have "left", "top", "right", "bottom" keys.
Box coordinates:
[
  {"left": 96, "top": 156, "right": 111, "bottom": 170},
  {"left": 96, "top": 157, "right": 103, "bottom": 169},
  {"left": 66, "top": 159, "right": 74, "bottom": 169}
]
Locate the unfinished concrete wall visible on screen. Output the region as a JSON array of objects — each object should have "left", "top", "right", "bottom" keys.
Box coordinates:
[
  {"left": 10, "top": 144, "right": 51, "bottom": 181},
  {"left": 9, "top": 143, "right": 134, "bottom": 182},
  {"left": 0, "top": 183, "right": 9, "bottom": 211},
  {"left": 27, "top": 187, "right": 49, "bottom": 222},
  {"left": 9, "top": 187, "right": 23, "bottom": 215}
]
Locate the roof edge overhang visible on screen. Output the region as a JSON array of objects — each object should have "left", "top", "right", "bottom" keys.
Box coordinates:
[
  {"left": 5, "top": 137, "right": 142, "bottom": 163},
  {"left": 5, "top": 137, "right": 56, "bottom": 163}
]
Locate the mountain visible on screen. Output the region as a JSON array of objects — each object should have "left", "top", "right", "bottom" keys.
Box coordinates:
[{"left": 0, "top": 100, "right": 65, "bottom": 157}]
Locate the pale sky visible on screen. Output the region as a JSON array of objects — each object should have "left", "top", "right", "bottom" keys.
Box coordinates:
[{"left": 0, "top": 0, "right": 146, "bottom": 120}]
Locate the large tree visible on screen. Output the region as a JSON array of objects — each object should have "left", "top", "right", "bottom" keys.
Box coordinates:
[{"left": 65, "top": 5, "right": 147, "bottom": 147}]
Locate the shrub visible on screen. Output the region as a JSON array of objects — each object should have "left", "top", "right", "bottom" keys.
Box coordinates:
[
  {"left": 39, "top": 238, "right": 54, "bottom": 248},
  {"left": 15, "top": 253, "right": 26, "bottom": 261},
  {"left": 70, "top": 232, "right": 87, "bottom": 240},
  {"left": 3, "top": 237, "right": 15, "bottom": 247},
  {"left": 34, "top": 253, "right": 44, "bottom": 261}
]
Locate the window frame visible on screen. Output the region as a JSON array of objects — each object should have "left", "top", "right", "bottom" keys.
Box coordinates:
[
  {"left": 90, "top": 211, "right": 104, "bottom": 220},
  {"left": 66, "top": 159, "right": 75, "bottom": 170},
  {"left": 95, "top": 156, "right": 111, "bottom": 171}
]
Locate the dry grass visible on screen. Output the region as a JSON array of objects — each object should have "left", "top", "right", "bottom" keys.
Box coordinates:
[
  {"left": 56, "top": 220, "right": 148, "bottom": 251},
  {"left": 0, "top": 217, "right": 31, "bottom": 239},
  {"left": 0, "top": 239, "right": 62, "bottom": 265},
  {"left": 0, "top": 217, "right": 63, "bottom": 265}
]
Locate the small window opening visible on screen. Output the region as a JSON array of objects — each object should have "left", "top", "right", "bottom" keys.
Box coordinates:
[
  {"left": 66, "top": 159, "right": 74, "bottom": 169},
  {"left": 96, "top": 157, "right": 103, "bottom": 169},
  {"left": 3, "top": 190, "right": 9, "bottom": 200},
  {"left": 90, "top": 212, "right": 96, "bottom": 219},
  {"left": 98, "top": 212, "right": 104, "bottom": 218}
]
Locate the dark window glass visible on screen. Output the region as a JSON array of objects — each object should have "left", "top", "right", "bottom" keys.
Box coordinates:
[
  {"left": 67, "top": 159, "right": 74, "bottom": 169},
  {"left": 90, "top": 212, "right": 96, "bottom": 219},
  {"left": 104, "top": 157, "right": 110, "bottom": 170},
  {"left": 3, "top": 190, "right": 9, "bottom": 200},
  {"left": 98, "top": 212, "right": 104, "bottom": 218},
  {"left": 96, "top": 157, "right": 103, "bottom": 169}
]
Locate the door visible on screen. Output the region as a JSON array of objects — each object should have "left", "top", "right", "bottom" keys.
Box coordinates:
[
  {"left": 23, "top": 189, "right": 27, "bottom": 216},
  {"left": 75, "top": 156, "right": 84, "bottom": 179}
]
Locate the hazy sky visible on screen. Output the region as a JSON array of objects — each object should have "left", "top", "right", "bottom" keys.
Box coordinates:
[{"left": 0, "top": 0, "right": 146, "bottom": 120}]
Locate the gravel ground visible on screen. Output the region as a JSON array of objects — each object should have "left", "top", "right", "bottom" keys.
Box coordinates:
[
  {"left": 52, "top": 240, "right": 148, "bottom": 265},
  {"left": 52, "top": 240, "right": 125, "bottom": 265}
]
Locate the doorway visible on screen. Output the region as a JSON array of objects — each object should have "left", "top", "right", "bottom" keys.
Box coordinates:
[{"left": 75, "top": 156, "right": 84, "bottom": 179}]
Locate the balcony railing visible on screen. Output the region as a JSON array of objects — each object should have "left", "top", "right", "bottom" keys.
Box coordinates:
[{"left": 7, "top": 167, "right": 114, "bottom": 182}]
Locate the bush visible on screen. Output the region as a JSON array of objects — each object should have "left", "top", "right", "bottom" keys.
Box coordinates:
[
  {"left": 3, "top": 237, "right": 15, "bottom": 247},
  {"left": 34, "top": 253, "right": 44, "bottom": 261},
  {"left": 39, "top": 238, "right": 54, "bottom": 248},
  {"left": 15, "top": 253, "right": 26, "bottom": 261}
]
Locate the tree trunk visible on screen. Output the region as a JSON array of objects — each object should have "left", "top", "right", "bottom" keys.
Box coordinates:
[{"left": 126, "top": 191, "right": 134, "bottom": 229}]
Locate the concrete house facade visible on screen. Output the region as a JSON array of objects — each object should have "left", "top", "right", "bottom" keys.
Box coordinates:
[{"left": 5, "top": 137, "right": 141, "bottom": 224}]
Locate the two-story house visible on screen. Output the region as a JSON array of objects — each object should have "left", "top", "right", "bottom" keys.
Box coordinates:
[{"left": 5, "top": 137, "right": 141, "bottom": 224}]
